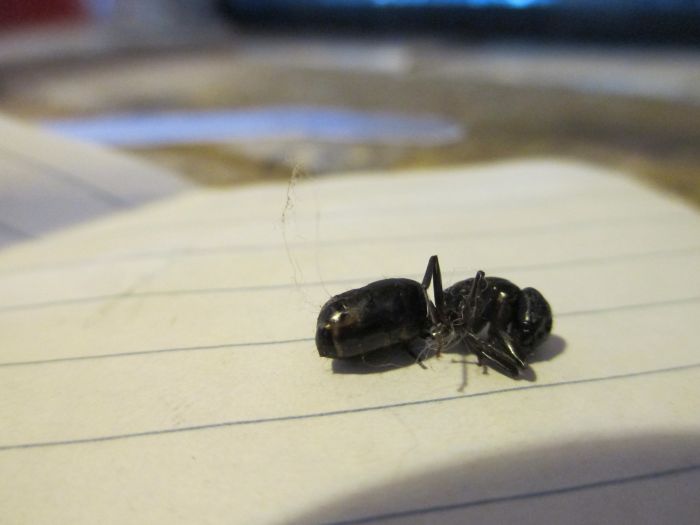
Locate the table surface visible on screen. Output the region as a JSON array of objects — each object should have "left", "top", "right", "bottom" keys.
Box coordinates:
[{"left": 1, "top": 34, "right": 698, "bottom": 207}]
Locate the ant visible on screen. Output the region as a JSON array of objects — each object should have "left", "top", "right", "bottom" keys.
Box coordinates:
[{"left": 315, "top": 255, "right": 552, "bottom": 378}]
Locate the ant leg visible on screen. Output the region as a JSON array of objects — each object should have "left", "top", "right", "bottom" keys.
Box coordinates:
[
  {"left": 466, "top": 270, "right": 484, "bottom": 304},
  {"left": 465, "top": 270, "right": 485, "bottom": 332},
  {"left": 421, "top": 255, "right": 446, "bottom": 323},
  {"left": 478, "top": 348, "right": 520, "bottom": 378},
  {"left": 494, "top": 330, "right": 527, "bottom": 369},
  {"left": 422, "top": 255, "right": 457, "bottom": 358},
  {"left": 403, "top": 344, "right": 428, "bottom": 369},
  {"left": 489, "top": 299, "right": 527, "bottom": 369},
  {"left": 473, "top": 350, "right": 488, "bottom": 374},
  {"left": 463, "top": 332, "right": 520, "bottom": 378}
]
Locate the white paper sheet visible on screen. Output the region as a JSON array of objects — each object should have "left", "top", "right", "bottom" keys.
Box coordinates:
[
  {"left": 0, "top": 159, "right": 698, "bottom": 524},
  {"left": 0, "top": 114, "right": 188, "bottom": 247}
]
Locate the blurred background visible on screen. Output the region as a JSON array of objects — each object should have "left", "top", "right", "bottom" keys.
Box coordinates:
[{"left": 1, "top": 0, "right": 699, "bottom": 202}]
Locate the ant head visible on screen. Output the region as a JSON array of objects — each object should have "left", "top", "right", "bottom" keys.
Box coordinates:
[{"left": 518, "top": 316, "right": 552, "bottom": 351}]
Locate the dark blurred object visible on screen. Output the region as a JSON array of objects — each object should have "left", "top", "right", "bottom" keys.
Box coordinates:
[
  {"left": 0, "top": 1, "right": 229, "bottom": 68},
  {"left": 219, "top": 1, "right": 700, "bottom": 44},
  {"left": 0, "top": 0, "right": 85, "bottom": 27}
]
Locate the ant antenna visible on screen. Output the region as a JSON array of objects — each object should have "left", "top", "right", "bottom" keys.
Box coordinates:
[
  {"left": 281, "top": 165, "right": 306, "bottom": 285},
  {"left": 281, "top": 164, "right": 331, "bottom": 308},
  {"left": 314, "top": 206, "right": 331, "bottom": 299}
]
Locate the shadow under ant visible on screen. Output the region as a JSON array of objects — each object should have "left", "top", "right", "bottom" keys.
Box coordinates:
[{"left": 332, "top": 334, "right": 567, "bottom": 382}]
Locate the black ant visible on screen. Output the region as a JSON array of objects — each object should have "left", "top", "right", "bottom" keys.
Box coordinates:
[{"left": 315, "top": 255, "right": 553, "bottom": 378}]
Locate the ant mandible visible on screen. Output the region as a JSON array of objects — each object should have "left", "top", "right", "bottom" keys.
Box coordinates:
[{"left": 315, "top": 255, "right": 553, "bottom": 378}]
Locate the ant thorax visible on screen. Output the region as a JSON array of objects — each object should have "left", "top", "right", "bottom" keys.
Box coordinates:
[{"left": 422, "top": 320, "right": 462, "bottom": 358}]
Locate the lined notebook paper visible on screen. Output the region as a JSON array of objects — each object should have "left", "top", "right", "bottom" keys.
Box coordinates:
[
  {"left": 0, "top": 114, "right": 188, "bottom": 248},
  {"left": 1, "top": 159, "right": 699, "bottom": 524}
]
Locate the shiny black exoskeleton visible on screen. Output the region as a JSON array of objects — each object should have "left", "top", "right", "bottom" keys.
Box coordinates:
[
  {"left": 442, "top": 272, "right": 553, "bottom": 377},
  {"left": 316, "top": 255, "right": 553, "bottom": 378}
]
